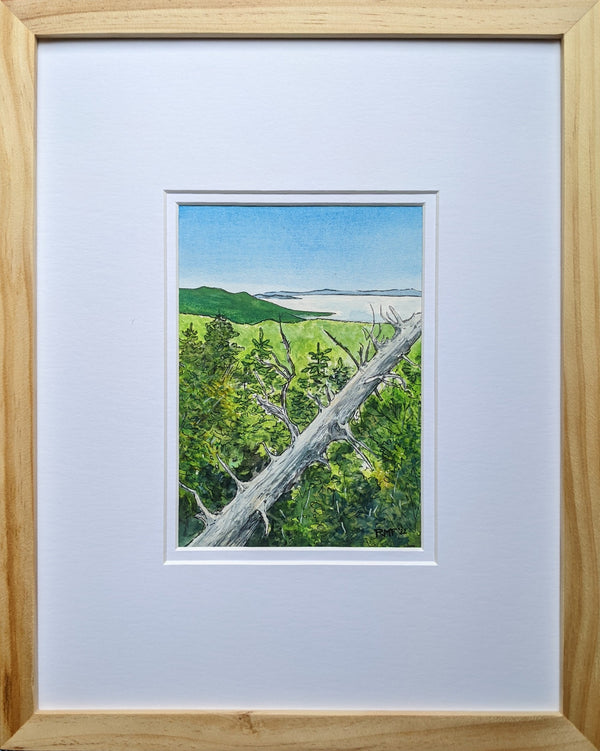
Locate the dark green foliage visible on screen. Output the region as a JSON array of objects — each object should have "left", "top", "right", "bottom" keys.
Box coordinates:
[
  {"left": 179, "top": 315, "right": 421, "bottom": 548},
  {"left": 179, "top": 286, "right": 332, "bottom": 324},
  {"left": 330, "top": 357, "right": 353, "bottom": 392},
  {"left": 302, "top": 342, "right": 332, "bottom": 387},
  {"left": 260, "top": 353, "right": 422, "bottom": 548},
  {"left": 178, "top": 318, "right": 243, "bottom": 545},
  {"left": 199, "top": 315, "right": 241, "bottom": 375}
]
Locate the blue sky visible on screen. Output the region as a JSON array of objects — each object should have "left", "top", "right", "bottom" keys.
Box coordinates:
[{"left": 178, "top": 204, "right": 422, "bottom": 294}]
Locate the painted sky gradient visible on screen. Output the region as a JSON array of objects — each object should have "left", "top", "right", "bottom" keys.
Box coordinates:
[{"left": 179, "top": 204, "right": 422, "bottom": 294}]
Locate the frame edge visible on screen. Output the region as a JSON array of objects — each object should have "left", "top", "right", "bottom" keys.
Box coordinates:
[
  {"left": 3, "top": 0, "right": 598, "bottom": 38},
  {"left": 1, "top": 0, "right": 599, "bottom": 749},
  {"left": 2, "top": 711, "right": 598, "bottom": 751},
  {"left": 562, "top": 3, "right": 600, "bottom": 748},
  {"left": 0, "top": 0, "right": 37, "bottom": 746}
]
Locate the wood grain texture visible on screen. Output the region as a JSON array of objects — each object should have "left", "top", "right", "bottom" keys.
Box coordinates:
[
  {"left": 3, "top": 0, "right": 598, "bottom": 38},
  {"left": 3, "top": 711, "right": 599, "bottom": 751},
  {"left": 563, "top": 3, "right": 600, "bottom": 749},
  {"left": 0, "top": 0, "right": 36, "bottom": 746}
]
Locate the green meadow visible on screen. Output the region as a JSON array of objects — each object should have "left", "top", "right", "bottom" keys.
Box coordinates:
[{"left": 178, "top": 314, "right": 420, "bottom": 373}]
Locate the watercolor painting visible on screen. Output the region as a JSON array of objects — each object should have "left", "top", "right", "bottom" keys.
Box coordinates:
[{"left": 178, "top": 204, "right": 423, "bottom": 547}]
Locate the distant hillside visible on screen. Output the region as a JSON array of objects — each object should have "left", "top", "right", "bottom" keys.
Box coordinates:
[
  {"left": 259, "top": 288, "right": 421, "bottom": 299},
  {"left": 179, "top": 286, "right": 333, "bottom": 324}
]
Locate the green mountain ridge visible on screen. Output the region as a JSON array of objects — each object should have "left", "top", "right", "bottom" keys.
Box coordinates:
[{"left": 179, "top": 286, "right": 333, "bottom": 324}]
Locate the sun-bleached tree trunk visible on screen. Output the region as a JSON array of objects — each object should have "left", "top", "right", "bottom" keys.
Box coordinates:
[{"left": 185, "top": 312, "right": 422, "bottom": 547}]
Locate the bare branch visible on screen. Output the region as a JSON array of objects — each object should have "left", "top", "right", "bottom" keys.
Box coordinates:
[
  {"left": 401, "top": 354, "right": 420, "bottom": 370},
  {"left": 325, "top": 384, "right": 334, "bottom": 404},
  {"left": 365, "top": 372, "right": 410, "bottom": 392},
  {"left": 315, "top": 454, "right": 331, "bottom": 470},
  {"left": 363, "top": 322, "right": 381, "bottom": 353},
  {"left": 255, "top": 394, "right": 300, "bottom": 441},
  {"left": 252, "top": 369, "right": 270, "bottom": 398},
  {"left": 257, "top": 505, "right": 270, "bottom": 535},
  {"left": 253, "top": 325, "right": 294, "bottom": 382},
  {"left": 179, "top": 481, "right": 217, "bottom": 523},
  {"left": 337, "top": 423, "right": 374, "bottom": 469},
  {"left": 264, "top": 343, "right": 293, "bottom": 382},
  {"left": 384, "top": 372, "right": 409, "bottom": 388},
  {"left": 364, "top": 305, "right": 382, "bottom": 352},
  {"left": 262, "top": 442, "right": 278, "bottom": 461},
  {"left": 306, "top": 391, "right": 325, "bottom": 412},
  {"left": 216, "top": 455, "right": 247, "bottom": 492},
  {"left": 251, "top": 325, "right": 298, "bottom": 440},
  {"left": 324, "top": 329, "right": 360, "bottom": 370},
  {"left": 278, "top": 322, "right": 296, "bottom": 379},
  {"left": 381, "top": 306, "right": 403, "bottom": 329},
  {"left": 388, "top": 306, "right": 402, "bottom": 326},
  {"left": 257, "top": 357, "right": 289, "bottom": 382},
  {"left": 267, "top": 322, "right": 296, "bottom": 420}
]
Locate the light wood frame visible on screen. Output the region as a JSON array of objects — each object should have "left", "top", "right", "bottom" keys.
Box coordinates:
[{"left": 1, "top": 1, "right": 599, "bottom": 749}]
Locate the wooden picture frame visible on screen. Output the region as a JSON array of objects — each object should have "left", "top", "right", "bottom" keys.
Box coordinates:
[{"left": 1, "top": 1, "right": 598, "bottom": 749}]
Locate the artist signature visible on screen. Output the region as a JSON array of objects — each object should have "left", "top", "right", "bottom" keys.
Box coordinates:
[{"left": 374, "top": 526, "right": 408, "bottom": 538}]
